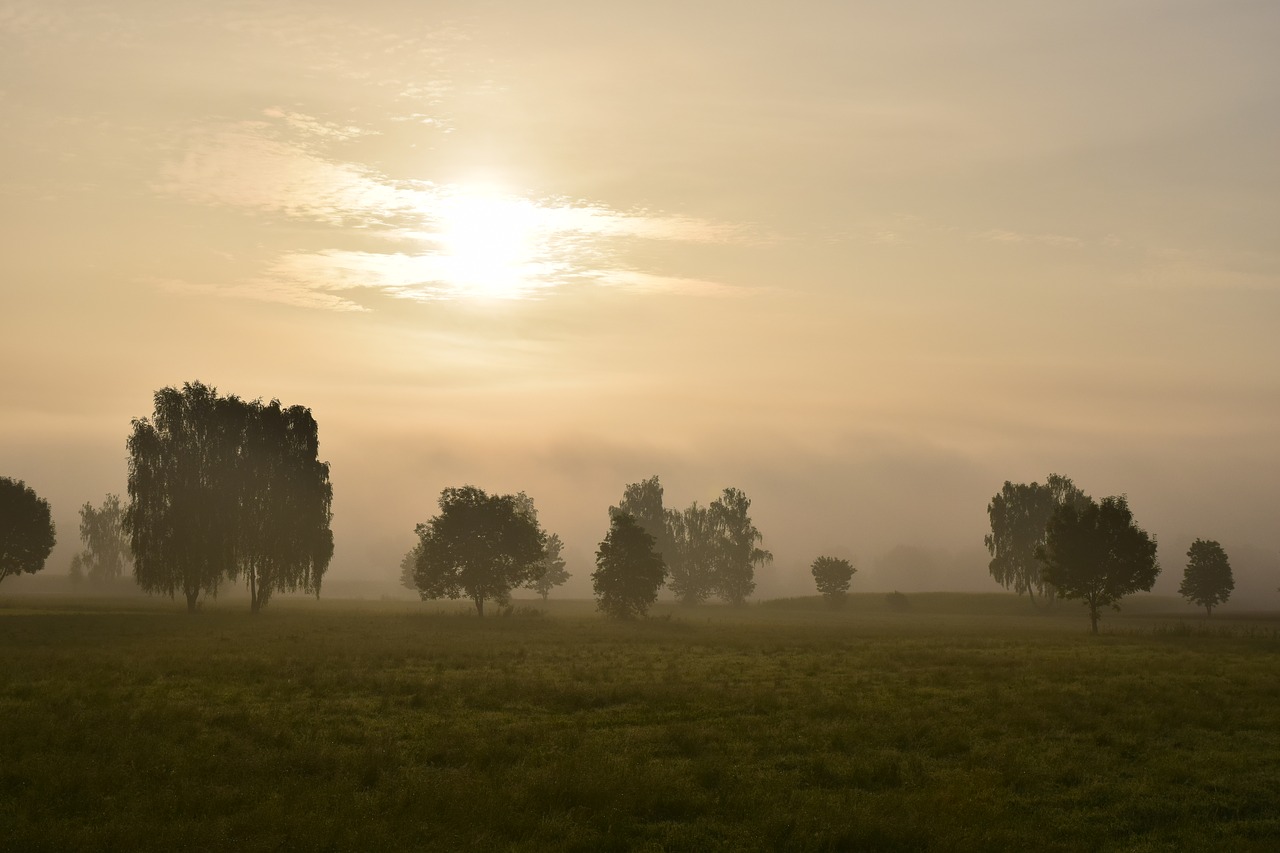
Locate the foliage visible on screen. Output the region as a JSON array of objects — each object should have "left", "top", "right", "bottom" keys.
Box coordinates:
[
  {"left": 666, "top": 501, "right": 718, "bottom": 605},
  {"left": 1038, "top": 495, "right": 1160, "bottom": 633},
  {"left": 512, "top": 492, "right": 571, "bottom": 600},
  {"left": 229, "top": 400, "right": 334, "bottom": 612},
  {"left": 610, "top": 475, "right": 676, "bottom": 568},
  {"left": 0, "top": 476, "right": 56, "bottom": 585},
  {"left": 413, "top": 485, "right": 546, "bottom": 616},
  {"left": 526, "top": 532, "right": 570, "bottom": 600},
  {"left": 125, "top": 382, "right": 333, "bottom": 613},
  {"left": 810, "top": 556, "right": 856, "bottom": 603},
  {"left": 74, "top": 494, "right": 132, "bottom": 585},
  {"left": 985, "top": 473, "right": 1090, "bottom": 606},
  {"left": 1179, "top": 539, "right": 1234, "bottom": 616},
  {"left": 399, "top": 543, "right": 423, "bottom": 591},
  {"left": 592, "top": 512, "right": 667, "bottom": 618},
  {"left": 709, "top": 487, "right": 771, "bottom": 605}
]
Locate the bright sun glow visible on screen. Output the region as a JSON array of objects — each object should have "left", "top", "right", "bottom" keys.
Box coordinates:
[{"left": 429, "top": 184, "right": 549, "bottom": 299}]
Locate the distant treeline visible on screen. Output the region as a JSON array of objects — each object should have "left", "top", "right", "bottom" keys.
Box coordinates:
[{"left": 0, "top": 384, "right": 1242, "bottom": 629}]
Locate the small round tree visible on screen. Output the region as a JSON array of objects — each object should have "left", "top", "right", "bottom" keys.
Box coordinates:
[
  {"left": 0, "top": 477, "right": 57, "bottom": 586},
  {"left": 593, "top": 512, "right": 667, "bottom": 619},
  {"left": 810, "top": 556, "right": 856, "bottom": 606},
  {"left": 1179, "top": 539, "right": 1233, "bottom": 616}
]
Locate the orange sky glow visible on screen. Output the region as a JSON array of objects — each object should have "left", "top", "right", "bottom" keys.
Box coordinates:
[{"left": 3, "top": 1, "right": 1278, "bottom": 599}]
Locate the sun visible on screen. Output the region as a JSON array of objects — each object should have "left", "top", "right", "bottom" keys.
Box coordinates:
[{"left": 430, "top": 184, "right": 547, "bottom": 299}]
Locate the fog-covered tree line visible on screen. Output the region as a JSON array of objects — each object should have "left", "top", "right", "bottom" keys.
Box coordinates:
[
  {"left": 0, "top": 383, "right": 1247, "bottom": 627},
  {"left": 400, "top": 474, "right": 774, "bottom": 618},
  {"left": 984, "top": 473, "right": 1233, "bottom": 632}
]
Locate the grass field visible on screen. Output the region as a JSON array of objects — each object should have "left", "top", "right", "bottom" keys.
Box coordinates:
[{"left": 2, "top": 593, "right": 1279, "bottom": 851}]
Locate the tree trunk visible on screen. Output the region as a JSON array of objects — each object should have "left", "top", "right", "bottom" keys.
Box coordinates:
[
  {"left": 249, "top": 568, "right": 260, "bottom": 614},
  {"left": 1089, "top": 606, "right": 1099, "bottom": 634},
  {"left": 475, "top": 595, "right": 484, "bottom": 617},
  {"left": 1206, "top": 604, "right": 1213, "bottom": 617},
  {"left": 185, "top": 589, "right": 199, "bottom": 613}
]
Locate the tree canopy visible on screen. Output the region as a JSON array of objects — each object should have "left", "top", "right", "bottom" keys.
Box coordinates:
[
  {"left": 125, "top": 382, "right": 333, "bottom": 612},
  {"left": 666, "top": 501, "right": 718, "bottom": 605},
  {"left": 613, "top": 478, "right": 771, "bottom": 606},
  {"left": 811, "top": 556, "right": 856, "bottom": 604},
  {"left": 593, "top": 512, "right": 667, "bottom": 619},
  {"left": 611, "top": 476, "right": 676, "bottom": 568},
  {"left": 73, "top": 494, "right": 132, "bottom": 585},
  {"left": 985, "top": 473, "right": 1090, "bottom": 606},
  {"left": 1179, "top": 539, "right": 1233, "bottom": 616},
  {"left": 0, "top": 477, "right": 56, "bottom": 586},
  {"left": 709, "top": 488, "right": 771, "bottom": 605},
  {"left": 1038, "top": 495, "right": 1160, "bottom": 633},
  {"left": 526, "top": 532, "right": 570, "bottom": 600},
  {"left": 413, "top": 486, "right": 546, "bottom": 616}
]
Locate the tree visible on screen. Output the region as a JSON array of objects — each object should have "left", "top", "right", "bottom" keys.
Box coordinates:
[
  {"left": 526, "top": 532, "right": 570, "bottom": 600},
  {"left": 512, "top": 492, "right": 570, "bottom": 600},
  {"left": 126, "top": 382, "right": 333, "bottom": 613},
  {"left": 710, "top": 487, "right": 771, "bottom": 605},
  {"left": 126, "top": 383, "right": 237, "bottom": 612},
  {"left": 1038, "top": 495, "right": 1160, "bottom": 634},
  {"left": 229, "top": 400, "right": 334, "bottom": 612},
  {"left": 413, "top": 486, "right": 545, "bottom": 616},
  {"left": 985, "top": 473, "right": 1090, "bottom": 607},
  {"left": 75, "top": 494, "right": 132, "bottom": 585},
  {"left": 811, "top": 556, "right": 856, "bottom": 605},
  {"left": 1179, "top": 539, "right": 1233, "bottom": 616},
  {"left": 666, "top": 501, "right": 718, "bottom": 605},
  {"left": 611, "top": 476, "right": 676, "bottom": 569},
  {"left": 399, "top": 543, "right": 423, "bottom": 591},
  {"left": 0, "top": 477, "right": 56, "bottom": 586},
  {"left": 593, "top": 512, "right": 667, "bottom": 619}
]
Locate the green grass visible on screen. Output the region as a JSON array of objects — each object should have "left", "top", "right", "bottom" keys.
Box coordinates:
[{"left": 2, "top": 594, "right": 1279, "bottom": 851}]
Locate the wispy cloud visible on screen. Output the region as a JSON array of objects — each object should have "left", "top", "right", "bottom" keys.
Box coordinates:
[
  {"left": 153, "top": 111, "right": 752, "bottom": 307},
  {"left": 977, "top": 228, "right": 1083, "bottom": 248}
]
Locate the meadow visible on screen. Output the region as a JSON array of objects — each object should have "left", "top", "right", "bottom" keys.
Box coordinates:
[{"left": 2, "top": 593, "right": 1278, "bottom": 851}]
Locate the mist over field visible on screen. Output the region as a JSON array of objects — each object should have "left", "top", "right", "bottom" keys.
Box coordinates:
[{"left": 5, "top": 2, "right": 1278, "bottom": 611}]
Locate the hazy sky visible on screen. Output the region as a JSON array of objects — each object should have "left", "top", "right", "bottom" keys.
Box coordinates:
[{"left": 3, "top": 1, "right": 1278, "bottom": 600}]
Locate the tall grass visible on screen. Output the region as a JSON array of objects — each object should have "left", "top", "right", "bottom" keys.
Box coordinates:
[{"left": 2, "top": 595, "right": 1278, "bottom": 850}]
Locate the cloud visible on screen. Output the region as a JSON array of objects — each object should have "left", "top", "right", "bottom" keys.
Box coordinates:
[
  {"left": 590, "top": 270, "right": 749, "bottom": 298},
  {"left": 1116, "top": 246, "right": 1280, "bottom": 292},
  {"left": 152, "top": 112, "right": 752, "bottom": 307},
  {"left": 153, "top": 122, "right": 422, "bottom": 227},
  {"left": 153, "top": 276, "right": 369, "bottom": 313},
  {"left": 977, "top": 228, "right": 1083, "bottom": 248}
]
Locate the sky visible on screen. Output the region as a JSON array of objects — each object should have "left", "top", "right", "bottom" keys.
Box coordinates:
[{"left": 3, "top": 0, "right": 1279, "bottom": 601}]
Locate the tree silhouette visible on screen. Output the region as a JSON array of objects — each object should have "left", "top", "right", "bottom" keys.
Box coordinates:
[
  {"left": 1179, "top": 539, "right": 1233, "bottom": 616},
  {"left": 413, "top": 486, "right": 545, "bottom": 616},
  {"left": 593, "top": 512, "right": 666, "bottom": 619},
  {"left": 399, "top": 542, "right": 423, "bottom": 591},
  {"left": 229, "top": 400, "right": 334, "bottom": 612},
  {"left": 666, "top": 501, "right": 717, "bottom": 605},
  {"left": 127, "top": 383, "right": 238, "bottom": 612},
  {"left": 1038, "top": 496, "right": 1160, "bottom": 633},
  {"left": 75, "top": 494, "right": 132, "bottom": 585},
  {"left": 0, "top": 477, "right": 56, "bottom": 586},
  {"left": 710, "top": 487, "right": 771, "bottom": 605},
  {"left": 985, "top": 474, "right": 1090, "bottom": 607},
  {"left": 126, "top": 382, "right": 333, "bottom": 613},
  {"left": 526, "top": 532, "right": 570, "bottom": 600},
  {"left": 611, "top": 476, "right": 676, "bottom": 569},
  {"left": 811, "top": 556, "right": 856, "bottom": 605}
]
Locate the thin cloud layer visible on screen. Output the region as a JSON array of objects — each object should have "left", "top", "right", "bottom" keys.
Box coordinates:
[{"left": 154, "top": 111, "right": 751, "bottom": 306}]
